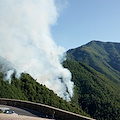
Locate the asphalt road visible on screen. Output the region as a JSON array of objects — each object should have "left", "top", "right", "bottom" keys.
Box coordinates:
[
  {"left": 0, "top": 114, "right": 54, "bottom": 120},
  {"left": 0, "top": 104, "right": 53, "bottom": 119}
]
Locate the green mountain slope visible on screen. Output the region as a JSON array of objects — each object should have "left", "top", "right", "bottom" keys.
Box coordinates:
[
  {"left": 63, "top": 59, "right": 120, "bottom": 120},
  {"left": 0, "top": 72, "right": 87, "bottom": 117},
  {"left": 67, "top": 40, "right": 120, "bottom": 83}
]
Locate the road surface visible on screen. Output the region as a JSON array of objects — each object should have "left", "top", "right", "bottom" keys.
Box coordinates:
[
  {"left": 0, "top": 114, "right": 55, "bottom": 120},
  {"left": 0, "top": 104, "right": 56, "bottom": 119}
]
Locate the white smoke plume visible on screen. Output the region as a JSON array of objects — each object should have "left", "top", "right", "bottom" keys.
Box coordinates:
[
  {"left": 0, "top": 0, "right": 73, "bottom": 101},
  {"left": 0, "top": 56, "right": 21, "bottom": 83}
]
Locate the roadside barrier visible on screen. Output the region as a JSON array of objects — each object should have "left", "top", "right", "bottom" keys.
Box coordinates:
[{"left": 0, "top": 98, "right": 95, "bottom": 120}]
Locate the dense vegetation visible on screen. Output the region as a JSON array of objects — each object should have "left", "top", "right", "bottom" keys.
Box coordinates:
[
  {"left": 0, "top": 72, "right": 87, "bottom": 116},
  {"left": 63, "top": 59, "right": 120, "bottom": 120},
  {"left": 1, "top": 40, "right": 120, "bottom": 120},
  {"left": 67, "top": 41, "right": 120, "bottom": 119},
  {"left": 67, "top": 40, "right": 120, "bottom": 84}
]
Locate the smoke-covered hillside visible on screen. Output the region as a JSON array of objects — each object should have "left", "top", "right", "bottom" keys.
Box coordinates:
[
  {"left": 0, "top": 71, "right": 87, "bottom": 117},
  {"left": 1, "top": 40, "right": 120, "bottom": 119},
  {"left": 1, "top": 0, "right": 120, "bottom": 119},
  {"left": 0, "top": 0, "right": 73, "bottom": 101}
]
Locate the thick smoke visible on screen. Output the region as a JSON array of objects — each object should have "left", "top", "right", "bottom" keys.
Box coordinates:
[{"left": 0, "top": 0, "right": 73, "bottom": 101}]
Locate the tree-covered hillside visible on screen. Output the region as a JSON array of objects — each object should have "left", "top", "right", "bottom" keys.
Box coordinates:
[
  {"left": 63, "top": 59, "right": 120, "bottom": 120},
  {"left": 1, "top": 41, "right": 120, "bottom": 120},
  {"left": 0, "top": 72, "right": 87, "bottom": 117},
  {"left": 67, "top": 40, "right": 120, "bottom": 84}
]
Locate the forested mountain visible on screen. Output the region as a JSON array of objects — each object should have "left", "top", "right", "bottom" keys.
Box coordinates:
[
  {"left": 63, "top": 60, "right": 120, "bottom": 120},
  {"left": 67, "top": 40, "right": 120, "bottom": 84},
  {"left": 0, "top": 72, "right": 87, "bottom": 116},
  {"left": 66, "top": 41, "right": 120, "bottom": 119},
  {"left": 1, "top": 40, "right": 120, "bottom": 120}
]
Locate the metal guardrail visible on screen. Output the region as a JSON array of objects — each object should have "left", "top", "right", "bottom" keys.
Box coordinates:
[{"left": 0, "top": 98, "right": 95, "bottom": 120}]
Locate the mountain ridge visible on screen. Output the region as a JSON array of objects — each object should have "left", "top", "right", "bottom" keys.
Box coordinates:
[{"left": 67, "top": 40, "right": 120, "bottom": 84}]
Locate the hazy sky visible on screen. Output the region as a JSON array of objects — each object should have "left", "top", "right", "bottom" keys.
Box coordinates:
[{"left": 52, "top": 0, "right": 120, "bottom": 50}]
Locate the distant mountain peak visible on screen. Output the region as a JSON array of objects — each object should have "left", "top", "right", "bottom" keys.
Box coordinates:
[
  {"left": 67, "top": 40, "right": 120, "bottom": 84},
  {"left": 87, "top": 40, "right": 120, "bottom": 46}
]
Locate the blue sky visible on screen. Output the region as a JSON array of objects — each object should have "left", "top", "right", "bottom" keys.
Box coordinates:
[{"left": 52, "top": 0, "right": 120, "bottom": 50}]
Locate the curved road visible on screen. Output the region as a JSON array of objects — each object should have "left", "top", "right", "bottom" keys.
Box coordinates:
[
  {"left": 0, "top": 114, "right": 54, "bottom": 120},
  {"left": 0, "top": 105, "right": 55, "bottom": 119}
]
